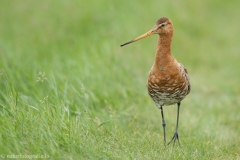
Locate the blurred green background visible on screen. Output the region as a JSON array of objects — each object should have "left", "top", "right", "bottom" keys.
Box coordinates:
[{"left": 0, "top": 0, "right": 239, "bottom": 159}]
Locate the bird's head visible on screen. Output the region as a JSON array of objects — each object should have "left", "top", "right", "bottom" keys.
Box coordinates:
[
  {"left": 152, "top": 17, "right": 174, "bottom": 36},
  {"left": 121, "top": 17, "right": 174, "bottom": 47}
]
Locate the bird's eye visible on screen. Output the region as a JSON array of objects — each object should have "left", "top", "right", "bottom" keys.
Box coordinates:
[
  {"left": 161, "top": 23, "right": 166, "bottom": 27},
  {"left": 158, "top": 23, "right": 165, "bottom": 29}
]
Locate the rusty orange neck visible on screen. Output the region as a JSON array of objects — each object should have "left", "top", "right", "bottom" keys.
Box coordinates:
[{"left": 154, "top": 34, "right": 173, "bottom": 67}]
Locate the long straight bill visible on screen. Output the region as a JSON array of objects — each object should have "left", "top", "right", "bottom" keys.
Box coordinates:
[{"left": 120, "top": 30, "right": 154, "bottom": 47}]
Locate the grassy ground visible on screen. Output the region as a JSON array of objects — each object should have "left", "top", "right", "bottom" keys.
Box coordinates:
[{"left": 0, "top": 0, "right": 240, "bottom": 159}]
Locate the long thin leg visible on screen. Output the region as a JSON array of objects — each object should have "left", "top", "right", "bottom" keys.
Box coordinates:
[
  {"left": 168, "top": 102, "right": 181, "bottom": 146},
  {"left": 159, "top": 106, "right": 166, "bottom": 146}
]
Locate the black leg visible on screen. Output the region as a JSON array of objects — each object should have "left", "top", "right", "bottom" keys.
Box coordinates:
[
  {"left": 168, "top": 102, "right": 181, "bottom": 146},
  {"left": 159, "top": 106, "right": 166, "bottom": 146}
]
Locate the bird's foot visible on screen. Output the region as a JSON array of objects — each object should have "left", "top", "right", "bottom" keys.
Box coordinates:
[{"left": 167, "top": 132, "right": 180, "bottom": 147}]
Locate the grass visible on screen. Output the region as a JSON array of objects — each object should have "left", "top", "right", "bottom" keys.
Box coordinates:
[{"left": 0, "top": 0, "right": 240, "bottom": 159}]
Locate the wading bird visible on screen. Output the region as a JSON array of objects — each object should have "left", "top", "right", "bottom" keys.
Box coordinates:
[{"left": 120, "top": 17, "right": 190, "bottom": 147}]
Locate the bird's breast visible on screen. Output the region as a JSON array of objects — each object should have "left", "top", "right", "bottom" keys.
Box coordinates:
[{"left": 147, "top": 63, "right": 190, "bottom": 106}]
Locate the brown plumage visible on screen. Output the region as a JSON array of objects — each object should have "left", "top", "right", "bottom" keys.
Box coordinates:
[{"left": 121, "top": 17, "right": 191, "bottom": 147}]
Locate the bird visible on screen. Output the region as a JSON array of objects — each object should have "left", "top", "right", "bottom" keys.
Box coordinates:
[{"left": 120, "top": 17, "right": 191, "bottom": 147}]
